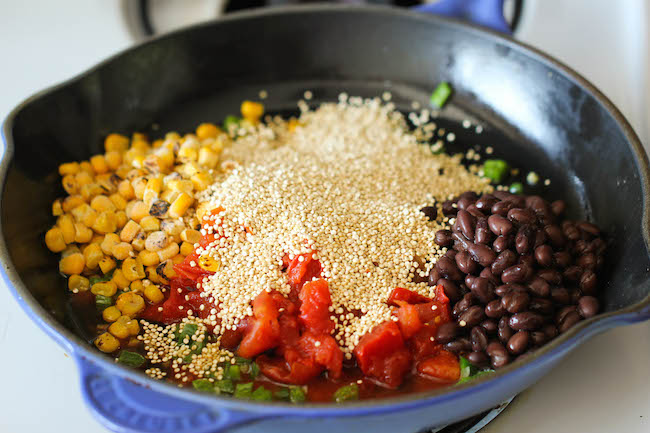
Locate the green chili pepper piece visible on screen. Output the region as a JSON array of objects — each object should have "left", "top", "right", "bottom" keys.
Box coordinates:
[{"left": 333, "top": 383, "right": 359, "bottom": 403}]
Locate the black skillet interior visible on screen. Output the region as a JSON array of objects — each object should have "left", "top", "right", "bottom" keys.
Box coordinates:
[{"left": 3, "top": 6, "right": 649, "bottom": 338}]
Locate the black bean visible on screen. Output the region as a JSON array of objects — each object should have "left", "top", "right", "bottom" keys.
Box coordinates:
[
  {"left": 569, "top": 288, "right": 582, "bottom": 304},
  {"left": 530, "top": 331, "right": 547, "bottom": 346},
  {"left": 562, "top": 221, "right": 580, "bottom": 241},
  {"left": 452, "top": 232, "right": 470, "bottom": 251},
  {"left": 498, "top": 316, "right": 514, "bottom": 343},
  {"left": 475, "top": 195, "right": 498, "bottom": 211},
  {"left": 465, "top": 274, "right": 476, "bottom": 288},
  {"left": 577, "top": 221, "right": 600, "bottom": 236},
  {"left": 577, "top": 253, "right": 597, "bottom": 270},
  {"left": 578, "top": 296, "right": 599, "bottom": 318},
  {"left": 485, "top": 299, "right": 506, "bottom": 318},
  {"left": 456, "top": 210, "right": 476, "bottom": 241},
  {"left": 495, "top": 284, "right": 512, "bottom": 297},
  {"left": 574, "top": 239, "right": 592, "bottom": 255},
  {"left": 475, "top": 218, "right": 493, "bottom": 244},
  {"left": 515, "top": 225, "right": 534, "bottom": 254},
  {"left": 470, "top": 277, "right": 496, "bottom": 303},
  {"left": 442, "top": 200, "right": 457, "bottom": 216},
  {"left": 491, "top": 200, "right": 514, "bottom": 217},
  {"left": 420, "top": 205, "right": 437, "bottom": 221},
  {"left": 487, "top": 214, "right": 514, "bottom": 236},
  {"left": 437, "top": 279, "right": 462, "bottom": 303},
  {"left": 480, "top": 319, "right": 498, "bottom": 334},
  {"left": 507, "top": 331, "right": 530, "bottom": 354},
  {"left": 452, "top": 293, "right": 475, "bottom": 318},
  {"left": 493, "top": 235, "right": 512, "bottom": 253},
  {"left": 553, "top": 251, "right": 572, "bottom": 268},
  {"left": 563, "top": 265, "right": 583, "bottom": 282},
  {"left": 502, "top": 291, "right": 530, "bottom": 313},
  {"left": 528, "top": 297, "right": 554, "bottom": 315},
  {"left": 518, "top": 254, "right": 535, "bottom": 268},
  {"left": 428, "top": 267, "right": 441, "bottom": 286},
  {"left": 528, "top": 277, "right": 550, "bottom": 298},
  {"left": 534, "top": 244, "right": 553, "bottom": 268},
  {"left": 486, "top": 341, "right": 510, "bottom": 368},
  {"left": 445, "top": 249, "right": 457, "bottom": 260},
  {"left": 471, "top": 326, "right": 489, "bottom": 352},
  {"left": 507, "top": 208, "right": 536, "bottom": 225},
  {"left": 533, "top": 229, "right": 548, "bottom": 248},
  {"left": 444, "top": 338, "right": 472, "bottom": 354},
  {"left": 537, "top": 269, "right": 562, "bottom": 285},
  {"left": 435, "top": 229, "right": 453, "bottom": 247},
  {"left": 435, "top": 256, "right": 463, "bottom": 281},
  {"left": 525, "top": 195, "right": 548, "bottom": 211},
  {"left": 591, "top": 238, "right": 607, "bottom": 255},
  {"left": 493, "top": 191, "right": 515, "bottom": 200},
  {"left": 457, "top": 197, "right": 473, "bottom": 211},
  {"left": 467, "top": 243, "right": 496, "bottom": 267},
  {"left": 551, "top": 200, "right": 566, "bottom": 216},
  {"left": 505, "top": 195, "right": 526, "bottom": 208},
  {"left": 579, "top": 270, "right": 597, "bottom": 294},
  {"left": 467, "top": 351, "right": 490, "bottom": 367},
  {"left": 501, "top": 264, "right": 529, "bottom": 284},
  {"left": 509, "top": 312, "right": 544, "bottom": 331},
  {"left": 466, "top": 204, "right": 486, "bottom": 219},
  {"left": 459, "top": 305, "right": 486, "bottom": 327},
  {"left": 491, "top": 249, "right": 517, "bottom": 275},
  {"left": 556, "top": 305, "right": 578, "bottom": 324},
  {"left": 544, "top": 225, "right": 566, "bottom": 248},
  {"left": 542, "top": 324, "right": 558, "bottom": 340},
  {"left": 558, "top": 311, "right": 582, "bottom": 333},
  {"left": 455, "top": 251, "right": 478, "bottom": 275},
  {"left": 435, "top": 322, "right": 460, "bottom": 344}
]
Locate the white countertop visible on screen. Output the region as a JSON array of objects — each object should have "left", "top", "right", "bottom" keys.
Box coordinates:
[{"left": 0, "top": 1, "right": 648, "bottom": 432}]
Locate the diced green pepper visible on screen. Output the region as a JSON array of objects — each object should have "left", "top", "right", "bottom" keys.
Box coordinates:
[
  {"left": 235, "top": 356, "right": 252, "bottom": 365},
  {"left": 215, "top": 379, "right": 235, "bottom": 394},
  {"left": 430, "top": 81, "right": 453, "bottom": 108},
  {"left": 289, "top": 386, "right": 306, "bottom": 403},
  {"left": 90, "top": 270, "right": 114, "bottom": 286},
  {"left": 223, "top": 115, "right": 241, "bottom": 132},
  {"left": 274, "top": 388, "right": 290, "bottom": 401},
  {"left": 95, "top": 294, "right": 113, "bottom": 311},
  {"left": 251, "top": 386, "right": 273, "bottom": 401},
  {"left": 226, "top": 364, "right": 241, "bottom": 381},
  {"left": 192, "top": 379, "right": 214, "bottom": 392},
  {"left": 249, "top": 362, "right": 260, "bottom": 379},
  {"left": 234, "top": 382, "right": 254, "bottom": 399},
  {"left": 117, "top": 350, "right": 146, "bottom": 368},
  {"left": 333, "top": 384, "right": 359, "bottom": 403},
  {"left": 482, "top": 159, "right": 510, "bottom": 183},
  {"left": 509, "top": 182, "right": 524, "bottom": 194},
  {"left": 459, "top": 356, "right": 477, "bottom": 380}
]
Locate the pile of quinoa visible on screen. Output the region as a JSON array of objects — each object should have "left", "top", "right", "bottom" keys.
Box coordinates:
[{"left": 141, "top": 95, "right": 492, "bottom": 380}]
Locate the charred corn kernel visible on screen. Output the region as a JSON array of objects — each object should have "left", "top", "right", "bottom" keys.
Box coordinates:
[
  {"left": 62, "top": 195, "right": 85, "bottom": 212},
  {"left": 145, "top": 266, "right": 160, "bottom": 283},
  {"left": 159, "top": 260, "right": 176, "bottom": 279},
  {"left": 115, "top": 290, "right": 144, "bottom": 317},
  {"left": 169, "top": 193, "right": 193, "bottom": 218},
  {"left": 120, "top": 220, "right": 141, "bottom": 243},
  {"left": 73, "top": 223, "right": 93, "bottom": 243},
  {"left": 61, "top": 174, "right": 78, "bottom": 195},
  {"left": 241, "top": 100, "right": 264, "bottom": 122},
  {"left": 101, "top": 233, "right": 120, "bottom": 255},
  {"left": 55, "top": 214, "right": 75, "bottom": 244},
  {"left": 99, "top": 256, "right": 116, "bottom": 274},
  {"left": 52, "top": 199, "right": 63, "bottom": 216},
  {"left": 68, "top": 275, "right": 90, "bottom": 292},
  {"left": 160, "top": 189, "right": 180, "bottom": 204},
  {"left": 83, "top": 243, "right": 103, "bottom": 270},
  {"left": 122, "top": 258, "right": 144, "bottom": 281},
  {"left": 96, "top": 176, "right": 117, "bottom": 195},
  {"left": 105, "top": 151, "right": 122, "bottom": 170},
  {"left": 132, "top": 177, "right": 147, "bottom": 200},
  {"left": 92, "top": 211, "right": 117, "bottom": 234},
  {"left": 114, "top": 166, "right": 130, "bottom": 180},
  {"left": 104, "top": 133, "right": 129, "bottom": 152},
  {"left": 132, "top": 237, "right": 145, "bottom": 252},
  {"left": 190, "top": 171, "right": 213, "bottom": 191},
  {"left": 167, "top": 179, "right": 194, "bottom": 194},
  {"left": 109, "top": 193, "right": 127, "bottom": 211},
  {"left": 108, "top": 320, "right": 130, "bottom": 339},
  {"left": 118, "top": 179, "right": 135, "bottom": 200},
  {"left": 95, "top": 332, "right": 120, "bottom": 353},
  {"left": 70, "top": 204, "right": 97, "bottom": 227},
  {"left": 180, "top": 241, "right": 194, "bottom": 256},
  {"left": 91, "top": 195, "right": 116, "bottom": 212},
  {"left": 79, "top": 161, "right": 95, "bottom": 175},
  {"left": 143, "top": 189, "right": 158, "bottom": 206},
  {"left": 59, "top": 253, "right": 85, "bottom": 275},
  {"left": 115, "top": 210, "right": 128, "bottom": 229},
  {"left": 90, "top": 155, "right": 109, "bottom": 174},
  {"left": 157, "top": 242, "right": 179, "bottom": 262},
  {"left": 129, "top": 279, "right": 144, "bottom": 293},
  {"left": 196, "top": 122, "right": 220, "bottom": 140},
  {"left": 139, "top": 249, "right": 160, "bottom": 267},
  {"left": 112, "top": 269, "right": 130, "bottom": 289},
  {"left": 91, "top": 281, "right": 117, "bottom": 297},
  {"left": 145, "top": 231, "right": 169, "bottom": 252},
  {"left": 180, "top": 228, "right": 201, "bottom": 244},
  {"left": 126, "top": 168, "right": 147, "bottom": 180},
  {"left": 59, "top": 162, "right": 80, "bottom": 176},
  {"left": 75, "top": 171, "right": 94, "bottom": 187},
  {"left": 112, "top": 242, "right": 134, "bottom": 261},
  {"left": 139, "top": 216, "right": 160, "bottom": 232},
  {"left": 142, "top": 154, "right": 163, "bottom": 174},
  {"left": 126, "top": 201, "right": 149, "bottom": 223},
  {"left": 198, "top": 255, "right": 220, "bottom": 272},
  {"left": 102, "top": 306, "right": 121, "bottom": 322},
  {"left": 144, "top": 285, "right": 164, "bottom": 303}
]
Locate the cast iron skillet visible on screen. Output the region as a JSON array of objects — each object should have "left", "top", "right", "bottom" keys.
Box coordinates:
[{"left": 2, "top": 5, "right": 649, "bottom": 433}]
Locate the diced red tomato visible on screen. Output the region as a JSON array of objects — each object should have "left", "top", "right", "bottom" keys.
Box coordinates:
[
  {"left": 414, "top": 301, "right": 451, "bottom": 324},
  {"left": 433, "top": 284, "right": 449, "bottom": 304},
  {"left": 297, "top": 332, "right": 343, "bottom": 379},
  {"left": 417, "top": 350, "right": 460, "bottom": 382},
  {"left": 387, "top": 287, "right": 431, "bottom": 306},
  {"left": 287, "top": 253, "right": 321, "bottom": 291},
  {"left": 408, "top": 324, "right": 441, "bottom": 361},
  {"left": 256, "top": 353, "right": 323, "bottom": 385},
  {"left": 354, "top": 321, "right": 412, "bottom": 388},
  {"left": 299, "top": 278, "right": 334, "bottom": 335},
  {"left": 140, "top": 278, "right": 215, "bottom": 325},
  {"left": 395, "top": 301, "right": 423, "bottom": 339},
  {"left": 237, "top": 291, "right": 281, "bottom": 358}
]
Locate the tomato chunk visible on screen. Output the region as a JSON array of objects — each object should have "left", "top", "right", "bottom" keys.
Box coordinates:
[
  {"left": 237, "top": 291, "right": 281, "bottom": 358},
  {"left": 387, "top": 287, "right": 431, "bottom": 306},
  {"left": 299, "top": 278, "right": 334, "bottom": 335},
  {"left": 408, "top": 324, "right": 441, "bottom": 361},
  {"left": 395, "top": 301, "right": 423, "bottom": 339},
  {"left": 354, "top": 321, "right": 411, "bottom": 388},
  {"left": 298, "top": 332, "right": 343, "bottom": 379},
  {"left": 287, "top": 253, "right": 321, "bottom": 291},
  {"left": 139, "top": 278, "right": 214, "bottom": 325},
  {"left": 417, "top": 350, "right": 460, "bottom": 382},
  {"left": 256, "top": 353, "right": 322, "bottom": 385}
]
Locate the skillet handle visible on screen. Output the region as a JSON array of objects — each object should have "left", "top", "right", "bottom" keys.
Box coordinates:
[
  {"left": 76, "top": 356, "right": 266, "bottom": 433},
  {"left": 414, "top": 0, "right": 511, "bottom": 34}
]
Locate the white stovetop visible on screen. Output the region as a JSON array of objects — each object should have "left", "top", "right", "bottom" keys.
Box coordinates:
[{"left": 0, "top": 1, "right": 648, "bottom": 432}]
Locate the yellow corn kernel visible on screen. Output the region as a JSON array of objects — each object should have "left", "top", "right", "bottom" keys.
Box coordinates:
[
  {"left": 91, "top": 234, "right": 105, "bottom": 245},
  {"left": 115, "top": 288, "right": 144, "bottom": 317},
  {"left": 145, "top": 266, "right": 160, "bottom": 283},
  {"left": 89, "top": 155, "right": 109, "bottom": 174},
  {"left": 91, "top": 281, "right": 117, "bottom": 297},
  {"left": 139, "top": 215, "right": 160, "bottom": 232},
  {"left": 168, "top": 179, "right": 194, "bottom": 194},
  {"left": 180, "top": 241, "right": 194, "bottom": 256},
  {"left": 75, "top": 170, "right": 94, "bottom": 187},
  {"left": 108, "top": 320, "right": 130, "bottom": 339},
  {"left": 126, "top": 200, "right": 149, "bottom": 223},
  {"left": 68, "top": 275, "right": 90, "bottom": 293},
  {"left": 95, "top": 332, "right": 120, "bottom": 353},
  {"left": 62, "top": 195, "right": 85, "bottom": 212},
  {"left": 139, "top": 249, "right": 160, "bottom": 267},
  {"left": 59, "top": 253, "right": 85, "bottom": 275},
  {"left": 92, "top": 211, "right": 117, "bottom": 234},
  {"left": 115, "top": 210, "right": 128, "bottom": 229},
  {"left": 120, "top": 220, "right": 141, "bottom": 243},
  {"left": 72, "top": 223, "right": 92, "bottom": 244},
  {"left": 152, "top": 139, "right": 164, "bottom": 148},
  {"left": 99, "top": 256, "right": 116, "bottom": 274},
  {"left": 61, "top": 174, "right": 78, "bottom": 195},
  {"left": 132, "top": 237, "right": 145, "bottom": 252},
  {"left": 77, "top": 161, "right": 94, "bottom": 175},
  {"left": 108, "top": 193, "right": 127, "bottom": 211},
  {"left": 146, "top": 177, "right": 163, "bottom": 194},
  {"left": 131, "top": 177, "right": 147, "bottom": 200},
  {"left": 112, "top": 269, "right": 130, "bottom": 289},
  {"left": 169, "top": 193, "right": 193, "bottom": 218},
  {"left": 112, "top": 242, "right": 134, "bottom": 261},
  {"left": 178, "top": 162, "right": 201, "bottom": 178},
  {"left": 118, "top": 179, "right": 135, "bottom": 200},
  {"left": 51, "top": 199, "right": 63, "bottom": 217},
  {"left": 45, "top": 227, "right": 66, "bottom": 252},
  {"left": 100, "top": 233, "right": 120, "bottom": 255},
  {"left": 143, "top": 189, "right": 158, "bottom": 206},
  {"left": 129, "top": 280, "right": 144, "bottom": 293},
  {"left": 180, "top": 228, "right": 201, "bottom": 244},
  {"left": 190, "top": 171, "right": 213, "bottom": 191},
  {"left": 144, "top": 285, "right": 164, "bottom": 303},
  {"left": 104, "top": 133, "right": 129, "bottom": 152},
  {"left": 160, "top": 189, "right": 180, "bottom": 205},
  {"left": 171, "top": 254, "right": 185, "bottom": 265},
  {"left": 80, "top": 183, "right": 104, "bottom": 202},
  {"left": 83, "top": 243, "right": 103, "bottom": 270},
  {"left": 90, "top": 195, "right": 116, "bottom": 213},
  {"left": 154, "top": 147, "right": 175, "bottom": 169},
  {"left": 157, "top": 242, "right": 179, "bottom": 262},
  {"left": 102, "top": 306, "right": 121, "bottom": 322},
  {"left": 241, "top": 100, "right": 264, "bottom": 123},
  {"left": 69, "top": 204, "right": 96, "bottom": 226},
  {"left": 55, "top": 215, "right": 74, "bottom": 244},
  {"left": 199, "top": 255, "right": 220, "bottom": 272},
  {"left": 158, "top": 259, "right": 176, "bottom": 279},
  {"left": 122, "top": 258, "right": 144, "bottom": 281},
  {"left": 105, "top": 151, "right": 122, "bottom": 170},
  {"left": 131, "top": 137, "right": 150, "bottom": 153},
  {"left": 59, "top": 162, "right": 80, "bottom": 176},
  {"left": 196, "top": 122, "right": 221, "bottom": 140},
  {"left": 95, "top": 173, "right": 117, "bottom": 193}
]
